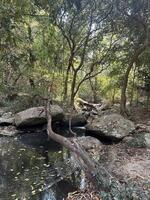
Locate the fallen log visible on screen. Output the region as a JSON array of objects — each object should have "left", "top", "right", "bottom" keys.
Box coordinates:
[
  {"left": 75, "top": 97, "right": 101, "bottom": 111},
  {"left": 46, "top": 99, "right": 132, "bottom": 199},
  {"left": 75, "top": 98, "right": 112, "bottom": 114}
]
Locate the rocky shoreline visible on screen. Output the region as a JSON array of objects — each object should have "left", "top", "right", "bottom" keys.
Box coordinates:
[{"left": 0, "top": 105, "right": 150, "bottom": 199}]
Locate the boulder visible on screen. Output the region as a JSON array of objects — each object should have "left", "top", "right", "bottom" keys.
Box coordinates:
[
  {"left": 77, "top": 136, "right": 102, "bottom": 150},
  {"left": 0, "top": 117, "right": 14, "bottom": 125},
  {"left": 98, "top": 104, "right": 120, "bottom": 116},
  {"left": 14, "top": 105, "right": 64, "bottom": 127},
  {"left": 69, "top": 136, "right": 102, "bottom": 166},
  {"left": 123, "top": 132, "right": 150, "bottom": 148},
  {"left": 0, "top": 112, "right": 14, "bottom": 125},
  {"left": 63, "top": 113, "right": 87, "bottom": 127},
  {"left": 136, "top": 124, "right": 150, "bottom": 133},
  {"left": 86, "top": 114, "right": 135, "bottom": 140},
  {"left": 0, "top": 126, "right": 18, "bottom": 136}
]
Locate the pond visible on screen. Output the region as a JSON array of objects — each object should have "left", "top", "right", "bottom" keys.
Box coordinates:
[{"left": 0, "top": 131, "right": 83, "bottom": 200}]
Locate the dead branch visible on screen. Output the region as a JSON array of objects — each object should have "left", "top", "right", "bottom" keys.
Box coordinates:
[
  {"left": 75, "top": 97, "right": 101, "bottom": 111},
  {"left": 46, "top": 99, "right": 96, "bottom": 172},
  {"left": 46, "top": 99, "right": 127, "bottom": 199}
]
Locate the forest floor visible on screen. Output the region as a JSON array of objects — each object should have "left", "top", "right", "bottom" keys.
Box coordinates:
[
  {"left": 67, "top": 147, "right": 150, "bottom": 200},
  {"left": 67, "top": 107, "right": 150, "bottom": 200},
  {"left": 99, "top": 143, "right": 150, "bottom": 194},
  {"left": 67, "top": 144, "right": 150, "bottom": 199},
  {"left": 130, "top": 106, "right": 150, "bottom": 126}
]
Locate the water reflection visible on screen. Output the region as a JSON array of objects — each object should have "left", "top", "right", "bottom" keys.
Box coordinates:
[{"left": 0, "top": 137, "right": 76, "bottom": 200}]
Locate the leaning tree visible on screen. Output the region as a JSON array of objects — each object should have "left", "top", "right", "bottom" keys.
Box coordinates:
[{"left": 112, "top": 0, "right": 150, "bottom": 114}]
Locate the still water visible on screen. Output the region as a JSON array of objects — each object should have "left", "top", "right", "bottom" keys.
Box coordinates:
[{"left": 0, "top": 132, "right": 79, "bottom": 200}]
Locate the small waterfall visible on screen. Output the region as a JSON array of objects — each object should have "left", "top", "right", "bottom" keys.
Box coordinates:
[{"left": 42, "top": 189, "right": 56, "bottom": 200}]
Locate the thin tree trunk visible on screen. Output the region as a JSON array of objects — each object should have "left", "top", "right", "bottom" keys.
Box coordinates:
[
  {"left": 46, "top": 99, "right": 96, "bottom": 172},
  {"left": 28, "top": 24, "right": 36, "bottom": 90},
  {"left": 93, "top": 77, "right": 98, "bottom": 103},
  {"left": 120, "top": 63, "right": 133, "bottom": 115},
  {"left": 89, "top": 77, "right": 98, "bottom": 103},
  {"left": 120, "top": 43, "right": 147, "bottom": 115},
  {"left": 130, "top": 66, "right": 136, "bottom": 106},
  {"left": 63, "top": 48, "right": 75, "bottom": 102},
  {"left": 63, "top": 65, "right": 71, "bottom": 102},
  {"left": 112, "top": 88, "right": 116, "bottom": 104},
  {"left": 70, "top": 71, "right": 77, "bottom": 106}
]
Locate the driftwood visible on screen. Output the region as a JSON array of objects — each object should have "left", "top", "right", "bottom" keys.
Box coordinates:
[
  {"left": 46, "top": 99, "right": 96, "bottom": 172},
  {"left": 75, "top": 98, "right": 111, "bottom": 114},
  {"left": 75, "top": 97, "right": 101, "bottom": 111},
  {"left": 46, "top": 99, "right": 133, "bottom": 199}
]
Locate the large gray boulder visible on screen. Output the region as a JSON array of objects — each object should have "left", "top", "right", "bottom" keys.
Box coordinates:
[
  {"left": 123, "top": 132, "right": 150, "bottom": 148},
  {"left": 86, "top": 114, "right": 135, "bottom": 140},
  {"left": 15, "top": 105, "right": 64, "bottom": 127},
  {"left": 77, "top": 136, "right": 102, "bottom": 150}
]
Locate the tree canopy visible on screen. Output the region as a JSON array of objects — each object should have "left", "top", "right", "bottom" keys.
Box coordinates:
[{"left": 0, "top": 0, "right": 150, "bottom": 111}]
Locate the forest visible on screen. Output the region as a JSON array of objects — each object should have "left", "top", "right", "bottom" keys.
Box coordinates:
[{"left": 0, "top": 0, "right": 150, "bottom": 200}]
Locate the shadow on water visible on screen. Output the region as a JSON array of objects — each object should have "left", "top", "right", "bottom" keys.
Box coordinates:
[
  {"left": 85, "top": 130, "right": 122, "bottom": 145},
  {"left": 0, "top": 130, "right": 84, "bottom": 200}
]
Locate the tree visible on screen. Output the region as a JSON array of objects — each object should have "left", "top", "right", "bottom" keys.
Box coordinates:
[
  {"left": 138, "top": 49, "right": 150, "bottom": 108},
  {"left": 0, "top": 0, "right": 36, "bottom": 94},
  {"left": 46, "top": 99, "right": 128, "bottom": 199},
  {"left": 34, "top": 0, "right": 119, "bottom": 105},
  {"left": 112, "top": 0, "right": 150, "bottom": 114}
]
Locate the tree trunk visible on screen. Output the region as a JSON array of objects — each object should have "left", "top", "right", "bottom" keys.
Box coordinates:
[
  {"left": 120, "top": 43, "right": 147, "bottom": 115},
  {"left": 46, "top": 100, "right": 137, "bottom": 199},
  {"left": 46, "top": 100, "right": 96, "bottom": 171},
  {"left": 130, "top": 66, "right": 136, "bottom": 106},
  {"left": 47, "top": 101, "right": 116, "bottom": 188},
  {"left": 93, "top": 77, "right": 98, "bottom": 103},
  {"left": 70, "top": 71, "right": 77, "bottom": 106},
  {"left": 63, "top": 49, "right": 75, "bottom": 102},
  {"left": 63, "top": 65, "right": 71, "bottom": 102},
  {"left": 112, "top": 88, "right": 116, "bottom": 104},
  {"left": 89, "top": 77, "right": 98, "bottom": 103},
  {"left": 120, "top": 63, "right": 133, "bottom": 115}
]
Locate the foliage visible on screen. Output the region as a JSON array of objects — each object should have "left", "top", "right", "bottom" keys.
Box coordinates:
[{"left": 0, "top": 0, "right": 149, "bottom": 108}]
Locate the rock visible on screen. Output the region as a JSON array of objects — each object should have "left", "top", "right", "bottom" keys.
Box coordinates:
[
  {"left": 97, "top": 104, "right": 120, "bottom": 117},
  {"left": 69, "top": 136, "right": 102, "bottom": 166},
  {"left": 0, "top": 112, "right": 14, "bottom": 125},
  {"left": 0, "top": 117, "right": 14, "bottom": 125},
  {"left": 136, "top": 124, "right": 150, "bottom": 133},
  {"left": 0, "top": 108, "right": 6, "bottom": 117},
  {"left": 0, "top": 126, "right": 18, "bottom": 136},
  {"left": 86, "top": 114, "right": 135, "bottom": 141},
  {"left": 14, "top": 105, "right": 64, "bottom": 127},
  {"left": 123, "top": 132, "right": 150, "bottom": 148},
  {"left": 77, "top": 136, "right": 102, "bottom": 150},
  {"left": 63, "top": 113, "right": 87, "bottom": 127},
  {"left": 2, "top": 112, "right": 13, "bottom": 118}
]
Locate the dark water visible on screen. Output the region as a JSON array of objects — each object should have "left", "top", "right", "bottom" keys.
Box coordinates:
[{"left": 0, "top": 132, "right": 82, "bottom": 200}]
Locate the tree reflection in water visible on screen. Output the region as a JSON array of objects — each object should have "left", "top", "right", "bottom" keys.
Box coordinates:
[{"left": 0, "top": 136, "right": 77, "bottom": 200}]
